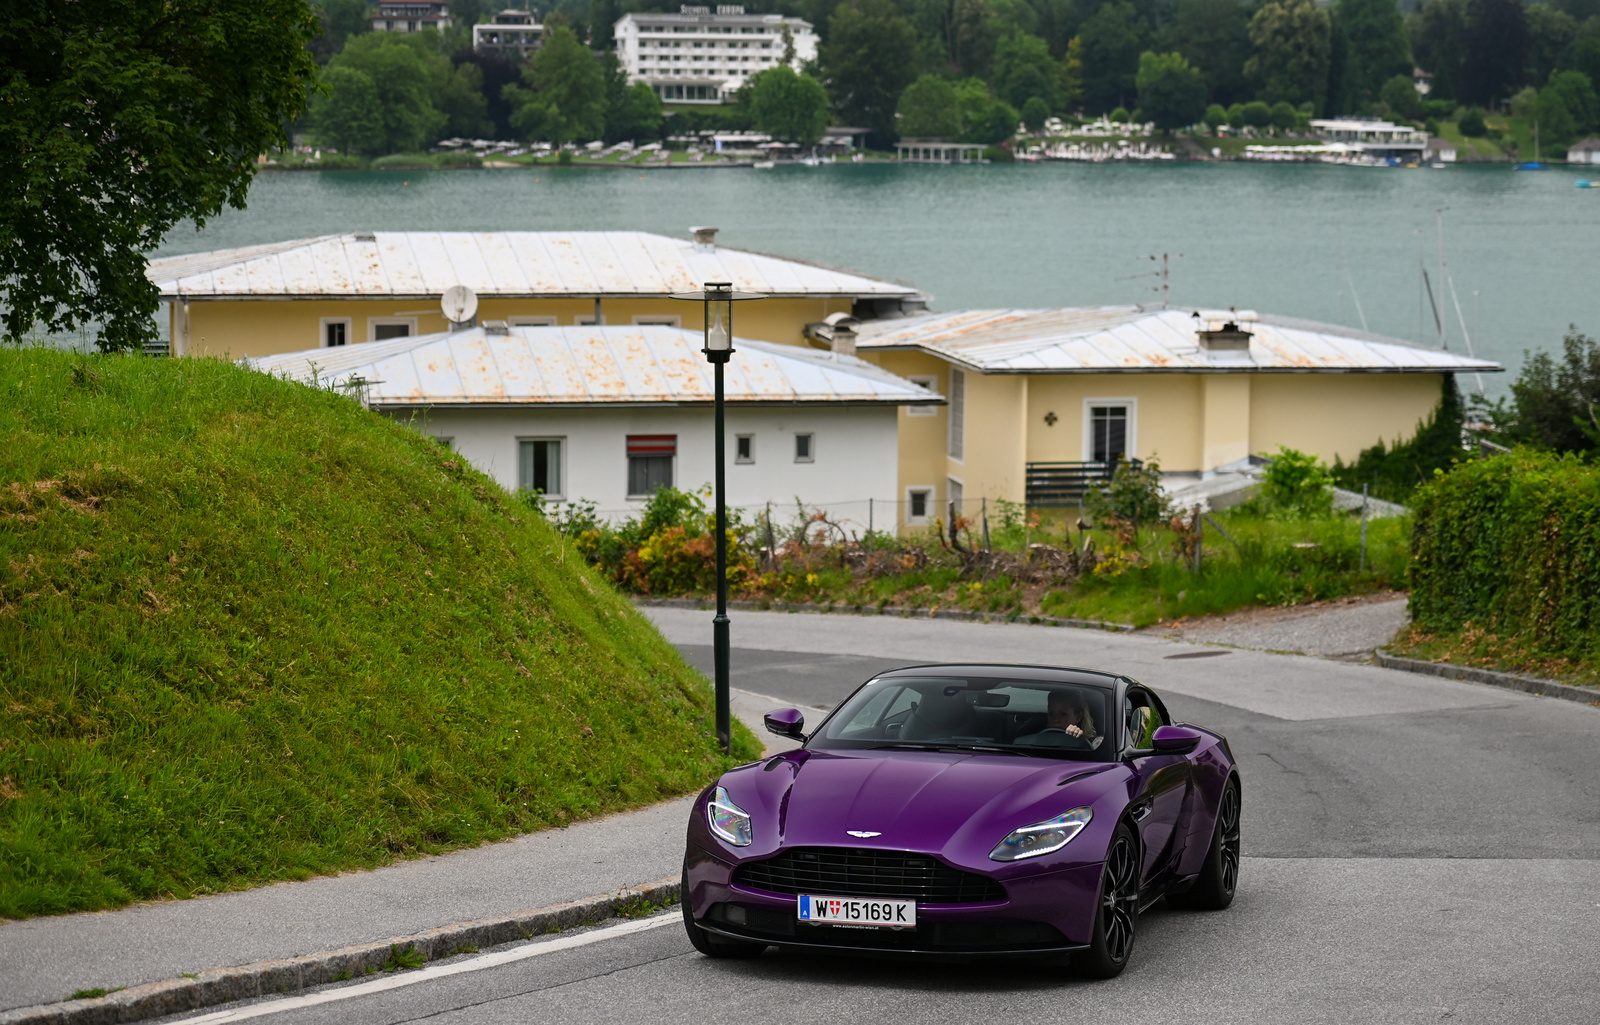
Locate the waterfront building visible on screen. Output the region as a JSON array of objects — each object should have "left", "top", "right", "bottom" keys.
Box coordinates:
[
  {"left": 371, "top": 1, "right": 451, "bottom": 33},
  {"left": 1425, "top": 137, "right": 1457, "bottom": 163},
  {"left": 247, "top": 324, "right": 937, "bottom": 528},
  {"left": 896, "top": 139, "right": 987, "bottom": 163},
  {"left": 1309, "top": 118, "right": 1427, "bottom": 161},
  {"left": 854, "top": 306, "right": 1501, "bottom": 526},
  {"left": 1568, "top": 137, "right": 1600, "bottom": 164},
  {"left": 473, "top": 9, "right": 542, "bottom": 59},
  {"left": 147, "top": 228, "right": 925, "bottom": 359},
  {"left": 614, "top": 5, "right": 816, "bottom": 104}
]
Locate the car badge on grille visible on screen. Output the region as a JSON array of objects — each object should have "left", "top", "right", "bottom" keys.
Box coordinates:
[{"left": 846, "top": 830, "right": 882, "bottom": 838}]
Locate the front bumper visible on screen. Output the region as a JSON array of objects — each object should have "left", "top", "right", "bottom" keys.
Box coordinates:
[{"left": 685, "top": 842, "right": 1103, "bottom": 956}]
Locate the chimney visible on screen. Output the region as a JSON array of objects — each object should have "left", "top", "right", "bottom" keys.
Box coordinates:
[
  {"left": 483, "top": 320, "right": 509, "bottom": 336},
  {"left": 830, "top": 321, "right": 857, "bottom": 358},
  {"left": 690, "top": 226, "right": 718, "bottom": 251},
  {"left": 1193, "top": 308, "right": 1257, "bottom": 351}
]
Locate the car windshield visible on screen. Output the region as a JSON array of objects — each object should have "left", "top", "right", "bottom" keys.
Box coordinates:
[{"left": 808, "top": 676, "right": 1115, "bottom": 761}]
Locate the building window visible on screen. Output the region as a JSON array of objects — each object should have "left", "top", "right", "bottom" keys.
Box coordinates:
[
  {"left": 907, "top": 374, "right": 938, "bottom": 416},
  {"left": 369, "top": 316, "right": 417, "bottom": 341},
  {"left": 627, "top": 434, "right": 676, "bottom": 496},
  {"left": 947, "top": 477, "right": 964, "bottom": 519},
  {"left": 1087, "top": 402, "right": 1133, "bottom": 464},
  {"left": 519, "top": 438, "right": 563, "bottom": 499},
  {"left": 794, "top": 433, "right": 814, "bottom": 462},
  {"left": 947, "top": 367, "right": 965, "bottom": 460},
  {"left": 509, "top": 315, "right": 557, "bottom": 327},
  {"left": 632, "top": 315, "right": 682, "bottom": 327},
  {"left": 735, "top": 434, "right": 754, "bottom": 463},
  {"left": 906, "top": 487, "right": 933, "bottom": 526},
  {"left": 322, "top": 318, "right": 351, "bottom": 348}
]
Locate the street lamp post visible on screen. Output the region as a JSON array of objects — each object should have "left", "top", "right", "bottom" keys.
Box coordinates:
[{"left": 671, "top": 281, "right": 762, "bottom": 752}]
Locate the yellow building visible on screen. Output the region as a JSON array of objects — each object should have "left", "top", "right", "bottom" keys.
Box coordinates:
[
  {"left": 855, "top": 306, "right": 1502, "bottom": 525},
  {"left": 145, "top": 228, "right": 925, "bottom": 359}
]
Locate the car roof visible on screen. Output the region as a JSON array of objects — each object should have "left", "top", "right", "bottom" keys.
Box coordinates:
[{"left": 871, "top": 663, "right": 1126, "bottom": 690}]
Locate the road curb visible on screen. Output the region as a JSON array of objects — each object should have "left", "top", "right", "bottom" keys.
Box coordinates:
[
  {"left": 0, "top": 877, "right": 681, "bottom": 1025},
  {"left": 635, "top": 597, "right": 1135, "bottom": 633},
  {"left": 1374, "top": 649, "right": 1600, "bottom": 706}
]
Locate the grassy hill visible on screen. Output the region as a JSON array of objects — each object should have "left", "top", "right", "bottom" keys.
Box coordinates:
[{"left": 0, "top": 348, "right": 757, "bottom": 919}]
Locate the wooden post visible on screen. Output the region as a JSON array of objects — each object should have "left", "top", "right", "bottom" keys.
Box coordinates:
[
  {"left": 867, "top": 497, "right": 874, "bottom": 550},
  {"left": 1192, "top": 504, "right": 1203, "bottom": 574},
  {"left": 982, "top": 496, "right": 991, "bottom": 553},
  {"left": 1359, "top": 484, "right": 1369, "bottom": 573}
]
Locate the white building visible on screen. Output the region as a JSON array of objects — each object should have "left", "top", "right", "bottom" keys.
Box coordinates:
[
  {"left": 1309, "top": 118, "right": 1427, "bottom": 160},
  {"left": 614, "top": 5, "right": 817, "bottom": 104},
  {"left": 1567, "top": 137, "right": 1600, "bottom": 164},
  {"left": 371, "top": 1, "right": 451, "bottom": 34},
  {"left": 474, "top": 9, "right": 542, "bottom": 59},
  {"left": 247, "top": 324, "right": 940, "bottom": 529}
]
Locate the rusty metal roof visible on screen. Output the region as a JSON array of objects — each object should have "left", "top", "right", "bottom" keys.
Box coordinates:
[
  {"left": 856, "top": 305, "right": 1504, "bottom": 374},
  {"left": 245, "top": 325, "right": 944, "bottom": 407},
  {"left": 147, "top": 231, "right": 922, "bottom": 300}
]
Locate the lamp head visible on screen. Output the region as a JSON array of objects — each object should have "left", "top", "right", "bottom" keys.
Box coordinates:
[{"left": 703, "top": 282, "right": 734, "bottom": 362}]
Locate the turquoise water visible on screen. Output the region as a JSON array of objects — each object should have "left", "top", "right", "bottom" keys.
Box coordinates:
[{"left": 159, "top": 162, "right": 1600, "bottom": 392}]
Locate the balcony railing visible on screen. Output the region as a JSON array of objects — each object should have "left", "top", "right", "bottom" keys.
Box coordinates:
[{"left": 1024, "top": 459, "right": 1140, "bottom": 507}]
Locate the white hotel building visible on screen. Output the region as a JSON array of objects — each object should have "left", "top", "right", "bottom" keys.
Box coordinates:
[{"left": 614, "top": 5, "right": 817, "bottom": 104}]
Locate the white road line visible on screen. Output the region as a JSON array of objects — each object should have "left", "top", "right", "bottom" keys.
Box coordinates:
[{"left": 170, "top": 914, "right": 679, "bottom": 1023}]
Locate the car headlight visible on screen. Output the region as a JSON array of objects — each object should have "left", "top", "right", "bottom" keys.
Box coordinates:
[
  {"left": 707, "top": 786, "right": 753, "bottom": 847},
  {"left": 989, "top": 807, "right": 1092, "bottom": 862}
]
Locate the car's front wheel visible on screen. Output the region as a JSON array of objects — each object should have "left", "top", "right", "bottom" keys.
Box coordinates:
[
  {"left": 1077, "top": 824, "right": 1139, "bottom": 979},
  {"left": 1170, "top": 777, "right": 1241, "bottom": 911},
  {"left": 681, "top": 864, "right": 767, "bottom": 959}
]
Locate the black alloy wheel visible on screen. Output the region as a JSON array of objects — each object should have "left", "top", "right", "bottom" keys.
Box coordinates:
[
  {"left": 681, "top": 864, "right": 768, "bottom": 959},
  {"left": 1171, "top": 777, "right": 1240, "bottom": 911},
  {"left": 1077, "top": 825, "right": 1140, "bottom": 978}
]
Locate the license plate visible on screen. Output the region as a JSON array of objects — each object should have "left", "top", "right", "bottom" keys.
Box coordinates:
[{"left": 797, "top": 894, "right": 916, "bottom": 928}]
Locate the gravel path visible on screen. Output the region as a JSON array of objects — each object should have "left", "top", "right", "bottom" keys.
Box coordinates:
[{"left": 1147, "top": 594, "right": 1410, "bottom": 658}]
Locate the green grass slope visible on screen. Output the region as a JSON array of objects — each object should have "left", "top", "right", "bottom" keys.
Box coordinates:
[{"left": 0, "top": 348, "right": 757, "bottom": 919}]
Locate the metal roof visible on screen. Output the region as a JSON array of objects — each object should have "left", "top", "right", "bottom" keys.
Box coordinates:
[
  {"left": 856, "top": 305, "right": 1504, "bottom": 374},
  {"left": 245, "top": 325, "right": 945, "bottom": 407},
  {"left": 147, "top": 231, "right": 921, "bottom": 301}
]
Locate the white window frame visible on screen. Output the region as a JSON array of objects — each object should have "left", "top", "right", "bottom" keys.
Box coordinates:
[
  {"left": 735, "top": 433, "right": 755, "bottom": 464},
  {"left": 509, "top": 315, "right": 558, "bottom": 327},
  {"left": 905, "top": 486, "right": 934, "bottom": 527},
  {"left": 517, "top": 436, "right": 565, "bottom": 501},
  {"left": 794, "top": 432, "right": 815, "bottom": 463},
  {"left": 946, "top": 475, "right": 964, "bottom": 521},
  {"left": 320, "top": 316, "right": 353, "bottom": 348},
  {"left": 947, "top": 367, "right": 965, "bottom": 461},
  {"left": 1082, "top": 398, "right": 1138, "bottom": 464},
  {"left": 632, "top": 314, "right": 682, "bottom": 327},
  {"left": 368, "top": 316, "right": 418, "bottom": 342},
  {"left": 906, "top": 374, "right": 939, "bottom": 417}
]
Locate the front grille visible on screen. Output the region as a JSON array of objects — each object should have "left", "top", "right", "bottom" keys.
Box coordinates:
[{"left": 734, "top": 847, "right": 1006, "bottom": 904}]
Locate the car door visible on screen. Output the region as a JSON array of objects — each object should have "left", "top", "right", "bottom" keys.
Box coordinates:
[{"left": 1122, "top": 687, "right": 1192, "bottom": 890}]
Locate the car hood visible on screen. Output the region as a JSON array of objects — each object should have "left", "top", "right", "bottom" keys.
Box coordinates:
[{"left": 731, "top": 749, "right": 1126, "bottom": 868}]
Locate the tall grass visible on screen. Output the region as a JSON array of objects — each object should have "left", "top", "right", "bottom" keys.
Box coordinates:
[{"left": 0, "top": 349, "right": 756, "bottom": 919}]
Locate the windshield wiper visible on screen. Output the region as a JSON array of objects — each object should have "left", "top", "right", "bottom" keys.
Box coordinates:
[{"left": 872, "top": 742, "right": 1010, "bottom": 754}]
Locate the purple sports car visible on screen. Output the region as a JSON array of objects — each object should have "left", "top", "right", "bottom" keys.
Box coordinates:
[{"left": 682, "top": 664, "right": 1240, "bottom": 977}]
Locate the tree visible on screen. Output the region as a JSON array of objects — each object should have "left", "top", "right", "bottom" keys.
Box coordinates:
[
  {"left": 818, "top": 0, "right": 921, "bottom": 147},
  {"left": 1269, "top": 99, "right": 1298, "bottom": 128},
  {"left": 1526, "top": 4, "right": 1579, "bottom": 86},
  {"left": 1562, "top": 17, "right": 1600, "bottom": 90},
  {"left": 993, "top": 32, "right": 1058, "bottom": 109},
  {"left": 329, "top": 34, "right": 447, "bottom": 152},
  {"left": 747, "top": 66, "right": 832, "bottom": 143},
  {"left": 502, "top": 25, "right": 607, "bottom": 144},
  {"left": 1335, "top": 0, "right": 1413, "bottom": 108},
  {"left": 1409, "top": 0, "right": 1469, "bottom": 101},
  {"left": 1458, "top": 105, "right": 1487, "bottom": 133},
  {"left": 1460, "top": 0, "right": 1529, "bottom": 107},
  {"left": 1380, "top": 73, "right": 1423, "bottom": 119},
  {"left": 1242, "top": 99, "right": 1272, "bottom": 125},
  {"left": 1021, "top": 95, "right": 1051, "bottom": 129},
  {"left": 589, "top": 0, "right": 621, "bottom": 51},
  {"left": 436, "top": 59, "right": 493, "bottom": 139},
  {"left": 1078, "top": 2, "right": 1146, "bottom": 113},
  {"left": 949, "top": 78, "right": 1018, "bottom": 144},
  {"left": 310, "top": 0, "right": 372, "bottom": 64},
  {"left": 1246, "top": 0, "right": 1333, "bottom": 112},
  {"left": 1158, "top": 0, "right": 1255, "bottom": 109},
  {"left": 1, "top": 0, "right": 318, "bottom": 351},
  {"left": 1060, "top": 35, "right": 1086, "bottom": 110},
  {"left": 1487, "top": 329, "right": 1600, "bottom": 452},
  {"left": 896, "top": 74, "right": 964, "bottom": 136},
  {"left": 1204, "top": 102, "right": 1228, "bottom": 127},
  {"left": 608, "top": 83, "right": 664, "bottom": 143},
  {"left": 1546, "top": 69, "right": 1599, "bottom": 132},
  {"left": 313, "top": 66, "right": 387, "bottom": 153},
  {"left": 1136, "top": 51, "right": 1207, "bottom": 132}
]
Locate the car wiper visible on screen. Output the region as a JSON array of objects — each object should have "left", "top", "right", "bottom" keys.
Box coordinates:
[{"left": 872, "top": 742, "right": 1011, "bottom": 754}]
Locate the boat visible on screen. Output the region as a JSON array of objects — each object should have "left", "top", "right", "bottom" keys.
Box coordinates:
[
  {"left": 752, "top": 160, "right": 775, "bottom": 169},
  {"left": 1577, "top": 180, "right": 1598, "bottom": 188},
  {"left": 1514, "top": 162, "right": 1547, "bottom": 170}
]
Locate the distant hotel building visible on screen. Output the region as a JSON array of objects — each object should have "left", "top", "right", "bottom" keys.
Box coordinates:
[
  {"left": 371, "top": 1, "right": 451, "bottom": 33},
  {"left": 473, "top": 8, "right": 542, "bottom": 59},
  {"left": 1309, "top": 118, "right": 1427, "bottom": 161},
  {"left": 614, "top": 5, "right": 817, "bottom": 104}
]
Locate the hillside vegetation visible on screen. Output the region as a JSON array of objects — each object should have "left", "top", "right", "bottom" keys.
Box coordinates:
[{"left": 0, "top": 348, "right": 755, "bottom": 919}]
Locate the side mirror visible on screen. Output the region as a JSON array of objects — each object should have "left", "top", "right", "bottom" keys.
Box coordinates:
[
  {"left": 764, "top": 708, "right": 805, "bottom": 739},
  {"left": 1151, "top": 725, "right": 1202, "bottom": 754}
]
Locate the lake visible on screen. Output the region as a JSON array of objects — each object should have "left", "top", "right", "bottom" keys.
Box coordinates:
[{"left": 157, "top": 161, "right": 1600, "bottom": 393}]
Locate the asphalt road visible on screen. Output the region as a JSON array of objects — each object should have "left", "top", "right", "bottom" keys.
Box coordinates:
[{"left": 154, "top": 610, "right": 1600, "bottom": 1025}]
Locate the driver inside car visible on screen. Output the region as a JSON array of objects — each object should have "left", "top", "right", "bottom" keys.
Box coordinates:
[{"left": 1015, "top": 690, "right": 1102, "bottom": 748}]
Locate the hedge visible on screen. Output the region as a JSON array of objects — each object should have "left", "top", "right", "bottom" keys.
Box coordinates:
[{"left": 1409, "top": 449, "right": 1600, "bottom": 659}]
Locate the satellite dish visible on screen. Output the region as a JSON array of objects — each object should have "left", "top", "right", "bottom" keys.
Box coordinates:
[{"left": 441, "top": 285, "right": 479, "bottom": 327}]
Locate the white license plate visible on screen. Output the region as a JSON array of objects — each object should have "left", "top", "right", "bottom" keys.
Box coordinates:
[{"left": 797, "top": 894, "right": 916, "bottom": 928}]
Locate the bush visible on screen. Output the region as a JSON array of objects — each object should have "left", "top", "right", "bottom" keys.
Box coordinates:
[
  {"left": 1085, "top": 457, "right": 1170, "bottom": 529},
  {"left": 1409, "top": 450, "right": 1600, "bottom": 663},
  {"left": 1021, "top": 96, "right": 1050, "bottom": 131},
  {"left": 1458, "top": 107, "right": 1486, "bottom": 136},
  {"left": 1260, "top": 447, "right": 1333, "bottom": 516},
  {"left": 1333, "top": 374, "right": 1469, "bottom": 504},
  {"left": 1241, "top": 101, "right": 1271, "bottom": 127},
  {"left": 1205, "top": 103, "right": 1228, "bottom": 128},
  {"left": 1226, "top": 103, "right": 1245, "bottom": 128},
  {"left": 1108, "top": 106, "right": 1129, "bottom": 123},
  {"left": 1268, "top": 101, "right": 1297, "bottom": 130}
]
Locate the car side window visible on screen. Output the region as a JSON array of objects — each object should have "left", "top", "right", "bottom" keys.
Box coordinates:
[{"left": 1124, "top": 690, "right": 1165, "bottom": 751}]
